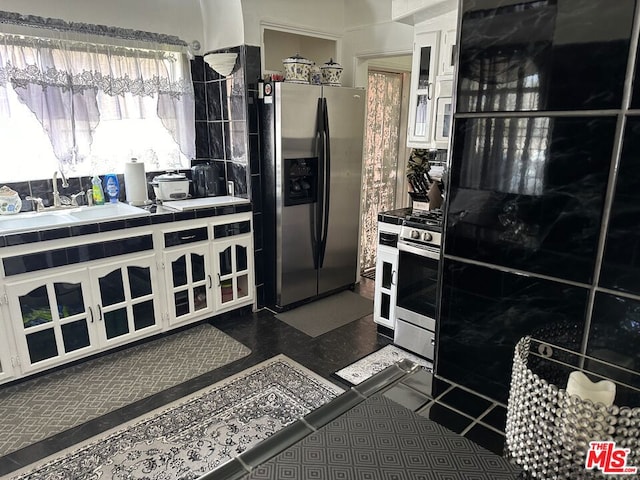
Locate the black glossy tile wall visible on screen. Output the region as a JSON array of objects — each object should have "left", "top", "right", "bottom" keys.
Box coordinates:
[
  {"left": 206, "top": 81, "right": 223, "bottom": 121},
  {"left": 586, "top": 292, "right": 640, "bottom": 397},
  {"left": 438, "top": 259, "right": 588, "bottom": 402},
  {"left": 457, "top": 0, "right": 635, "bottom": 113},
  {"left": 227, "top": 162, "right": 248, "bottom": 198},
  {"left": 446, "top": 116, "right": 616, "bottom": 283},
  {"left": 600, "top": 116, "right": 640, "bottom": 294},
  {"left": 209, "top": 122, "right": 224, "bottom": 160},
  {"left": 195, "top": 121, "right": 210, "bottom": 159},
  {"left": 244, "top": 45, "right": 262, "bottom": 91},
  {"left": 194, "top": 83, "right": 206, "bottom": 121}
]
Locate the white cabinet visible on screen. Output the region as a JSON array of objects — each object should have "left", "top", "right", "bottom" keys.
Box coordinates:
[
  {"left": 439, "top": 28, "right": 457, "bottom": 75},
  {"left": 89, "top": 254, "right": 162, "bottom": 347},
  {"left": 373, "top": 224, "right": 401, "bottom": 330},
  {"left": 163, "top": 243, "right": 214, "bottom": 326},
  {"left": 0, "top": 208, "right": 254, "bottom": 383},
  {"left": 407, "top": 31, "right": 440, "bottom": 148},
  {"left": 433, "top": 75, "right": 453, "bottom": 149},
  {"left": 162, "top": 214, "right": 254, "bottom": 324},
  {"left": 6, "top": 268, "right": 96, "bottom": 373},
  {"left": 5, "top": 253, "right": 161, "bottom": 374},
  {"left": 212, "top": 235, "right": 253, "bottom": 312},
  {"left": 0, "top": 309, "right": 16, "bottom": 382}
]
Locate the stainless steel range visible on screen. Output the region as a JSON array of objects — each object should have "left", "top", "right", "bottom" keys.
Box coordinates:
[{"left": 394, "top": 209, "right": 443, "bottom": 360}]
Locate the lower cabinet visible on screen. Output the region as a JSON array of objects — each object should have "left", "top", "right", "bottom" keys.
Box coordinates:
[
  {"left": 0, "top": 210, "right": 255, "bottom": 381},
  {"left": 163, "top": 243, "right": 215, "bottom": 326},
  {"left": 6, "top": 267, "right": 97, "bottom": 373},
  {"left": 0, "top": 310, "right": 15, "bottom": 383},
  {"left": 212, "top": 234, "right": 253, "bottom": 312},
  {"left": 373, "top": 245, "right": 399, "bottom": 329},
  {"left": 5, "top": 253, "right": 161, "bottom": 374},
  {"left": 89, "top": 254, "right": 162, "bottom": 347}
]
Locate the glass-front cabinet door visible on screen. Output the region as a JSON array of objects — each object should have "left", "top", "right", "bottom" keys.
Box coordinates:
[
  {"left": 407, "top": 31, "right": 440, "bottom": 147},
  {"left": 163, "top": 244, "right": 214, "bottom": 325},
  {"left": 89, "top": 254, "right": 161, "bottom": 346},
  {"left": 5, "top": 269, "right": 95, "bottom": 373},
  {"left": 212, "top": 236, "right": 254, "bottom": 311}
]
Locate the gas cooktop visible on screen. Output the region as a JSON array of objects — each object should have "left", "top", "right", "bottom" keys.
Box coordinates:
[{"left": 404, "top": 208, "right": 443, "bottom": 231}]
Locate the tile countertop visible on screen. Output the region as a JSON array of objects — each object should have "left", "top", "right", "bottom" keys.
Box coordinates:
[{"left": 0, "top": 196, "right": 252, "bottom": 248}]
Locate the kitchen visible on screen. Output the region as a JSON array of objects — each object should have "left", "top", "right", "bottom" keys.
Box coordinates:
[{"left": 0, "top": 0, "right": 638, "bottom": 478}]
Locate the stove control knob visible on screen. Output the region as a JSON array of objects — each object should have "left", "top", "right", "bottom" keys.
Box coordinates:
[
  {"left": 422, "top": 232, "right": 433, "bottom": 242},
  {"left": 411, "top": 230, "right": 420, "bottom": 239}
]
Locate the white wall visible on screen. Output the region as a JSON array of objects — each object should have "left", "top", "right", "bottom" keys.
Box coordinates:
[
  {"left": 200, "top": 0, "right": 244, "bottom": 51},
  {"left": 342, "top": 0, "right": 415, "bottom": 87},
  {"left": 0, "top": 0, "right": 204, "bottom": 47},
  {"left": 240, "top": 0, "right": 345, "bottom": 47}
]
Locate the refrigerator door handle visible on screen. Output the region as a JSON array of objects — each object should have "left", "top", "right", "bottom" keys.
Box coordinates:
[
  {"left": 313, "top": 96, "right": 325, "bottom": 270},
  {"left": 319, "top": 97, "right": 331, "bottom": 268}
]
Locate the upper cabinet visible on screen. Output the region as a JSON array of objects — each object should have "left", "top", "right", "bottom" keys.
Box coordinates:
[
  {"left": 407, "top": 31, "right": 440, "bottom": 148},
  {"left": 405, "top": 9, "right": 458, "bottom": 149},
  {"left": 439, "top": 28, "right": 456, "bottom": 76}
]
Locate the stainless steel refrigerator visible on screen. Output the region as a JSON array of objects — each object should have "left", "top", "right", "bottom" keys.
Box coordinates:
[{"left": 261, "top": 81, "right": 365, "bottom": 310}]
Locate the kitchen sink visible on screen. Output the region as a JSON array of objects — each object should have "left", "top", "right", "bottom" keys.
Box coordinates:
[{"left": 0, "top": 202, "right": 149, "bottom": 235}]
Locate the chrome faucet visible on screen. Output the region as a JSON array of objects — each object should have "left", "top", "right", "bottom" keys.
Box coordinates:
[{"left": 52, "top": 171, "right": 70, "bottom": 208}]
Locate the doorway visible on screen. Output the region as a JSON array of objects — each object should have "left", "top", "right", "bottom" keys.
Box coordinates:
[{"left": 359, "top": 62, "right": 411, "bottom": 277}]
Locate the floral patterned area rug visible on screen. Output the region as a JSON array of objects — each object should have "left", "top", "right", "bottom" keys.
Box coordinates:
[
  {"left": 10, "top": 355, "right": 344, "bottom": 480},
  {"left": 334, "top": 344, "right": 433, "bottom": 385}
]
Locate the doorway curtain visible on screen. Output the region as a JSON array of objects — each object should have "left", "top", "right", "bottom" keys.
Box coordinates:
[{"left": 360, "top": 70, "right": 404, "bottom": 274}]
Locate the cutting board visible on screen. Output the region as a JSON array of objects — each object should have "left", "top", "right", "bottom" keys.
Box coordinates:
[{"left": 162, "top": 196, "right": 249, "bottom": 211}]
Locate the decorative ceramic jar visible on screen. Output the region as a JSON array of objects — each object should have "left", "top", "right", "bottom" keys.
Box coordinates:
[
  {"left": 309, "top": 64, "right": 322, "bottom": 85},
  {"left": 321, "top": 58, "right": 343, "bottom": 86},
  {"left": 282, "top": 53, "right": 312, "bottom": 84},
  {"left": 0, "top": 185, "right": 21, "bottom": 214}
]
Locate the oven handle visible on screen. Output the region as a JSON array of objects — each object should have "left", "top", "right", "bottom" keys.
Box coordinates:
[{"left": 398, "top": 241, "right": 441, "bottom": 260}]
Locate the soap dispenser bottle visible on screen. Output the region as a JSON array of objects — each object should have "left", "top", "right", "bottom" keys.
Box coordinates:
[
  {"left": 104, "top": 174, "right": 120, "bottom": 203},
  {"left": 91, "top": 175, "right": 105, "bottom": 205}
]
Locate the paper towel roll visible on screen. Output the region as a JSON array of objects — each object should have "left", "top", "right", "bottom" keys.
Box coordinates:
[{"left": 124, "top": 158, "right": 149, "bottom": 206}]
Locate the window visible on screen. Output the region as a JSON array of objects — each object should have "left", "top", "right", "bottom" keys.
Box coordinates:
[{"left": 0, "top": 29, "right": 195, "bottom": 182}]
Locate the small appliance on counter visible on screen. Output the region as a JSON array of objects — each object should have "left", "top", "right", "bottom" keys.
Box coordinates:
[
  {"left": 150, "top": 171, "right": 190, "bottom": 202},
  {"left": 191, "top": 162, "right": 221, "bottom": 198}
]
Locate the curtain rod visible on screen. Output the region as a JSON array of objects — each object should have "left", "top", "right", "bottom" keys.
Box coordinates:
[{"left": 0, "top": 10, "right": 188, "bottom": 47}]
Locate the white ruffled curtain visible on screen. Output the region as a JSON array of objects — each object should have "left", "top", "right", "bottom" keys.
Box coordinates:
[{"left": 0, "top": 33, "right": 195, "bottom": 168}]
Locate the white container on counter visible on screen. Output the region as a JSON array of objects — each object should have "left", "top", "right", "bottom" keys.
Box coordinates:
[{"left": 150, "top": 172, "right": 190, "bottom": 201}]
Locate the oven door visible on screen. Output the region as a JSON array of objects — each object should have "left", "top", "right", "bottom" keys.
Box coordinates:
[{"left": 395, "top": 241, "right": 440, "bottom": 331}]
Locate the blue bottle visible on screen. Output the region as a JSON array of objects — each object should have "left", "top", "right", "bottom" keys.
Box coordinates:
[{"left": 104, "top": 174, "right": 120, "bottom": 203}]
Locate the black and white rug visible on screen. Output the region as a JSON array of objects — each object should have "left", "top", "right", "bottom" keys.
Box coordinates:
[
  {"left": 335, "top": 344, "right": 433, "bottom": 385},
  {"left": 10, "top": 355, "right": 344, "bottom": 480}
]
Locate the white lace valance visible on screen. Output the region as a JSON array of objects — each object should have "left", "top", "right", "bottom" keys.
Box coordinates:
[{"left": 0, "top": 29, "right": 195, "bottom": 165}]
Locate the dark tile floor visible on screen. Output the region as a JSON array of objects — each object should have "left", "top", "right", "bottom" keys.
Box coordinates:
[{"left": 0, "top": 278, "right": 509, "bottom": 477}]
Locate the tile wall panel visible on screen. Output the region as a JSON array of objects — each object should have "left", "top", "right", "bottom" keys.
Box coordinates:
[
  {"left": 438, "top": 259, "right": 588, "bottom": 402},
  {"left": 457, "top": 0, "right": 634, "bottom": 113},
  {"left": 440, "top": 0, "right": 640, "bottom": 404},
  {"left": 446, "top": 116, "right": 616, "bottom": 283},
  {"left": 600, "top": 116, "right": 640, "bottom": 294}
]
